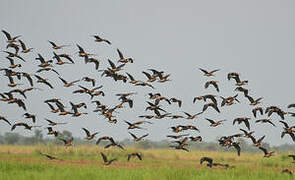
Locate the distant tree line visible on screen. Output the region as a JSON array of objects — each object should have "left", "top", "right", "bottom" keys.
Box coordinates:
[{"left": 0, "top": 130, "right": 294, "bottom": 152}]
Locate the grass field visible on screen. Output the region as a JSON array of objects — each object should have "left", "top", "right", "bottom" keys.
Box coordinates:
[{"left": 0, "top": 145, "right": 294, "bottom": 180}]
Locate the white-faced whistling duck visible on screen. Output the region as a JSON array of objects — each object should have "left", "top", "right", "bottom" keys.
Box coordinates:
[
  {"left": 127, "top": 152, "right": 142, "bottom": 161},
  {"left": 230, "top": 142, "right": 241, "bottom": 156},
  {"left": 239, "top": 128, "right": 255, "bottom": 138},
  {"left": 107, "top": 59, "right": 125, "bottom": 72},
  {"left": 220, "top": 94, "right": 239, "bottom": 107},
  {"left": 124, "top": 120, "right": 146, "bottom": 130},
  {"left": 234, "top": 87, "right": 249, "bottom": 96},
  {"left": 59, "top": 77, "right": 80, "bottom": 87},
  {"left": 19, "top": 39, "right": 33, "bottom": 53},
  {"left": 23, "top": 113, "right": 36, "bottom": 123},
  {"left": 142, "top": 71, "right": 156, "bottom": 82},
  {"left": 158, "top": 74, "right": 171, "bottom": 83},
  {"left": 204, "top": 80, "right": 219, "bottom": 92},
  {"left": 70, "top": 102, "right": 88, "bottom": 117},
  {"left": 117, "top": 49, "right": 133, "bottom": 63},
  {"left": 232, "top": 75, "right": 248, "bottom": 86},
  {"left": 205, "top": 118, "right": 226, "bottom": 127},
  {"left": 6, "top": 57, "right": 22, "bottom": 69},
  {"left": 189, "top": 136, "right": 202, "bottom": 142},
  {"left": 227, "top": 72, "right": 239, "bottom": 81},
  {"left": 233, "top": 117, "right": 251, "bottom": 131},
  {"left": 259, "top": 147, "right": 275, "bottom": 158},
  {"left": 54, "top": 53, "right": 74, "bottom": 64},
  {"left": 199, "top": 68, "right": 220, "bottom": 77},
  {"left": 169, "top": 98, "right": 182, "bottom": 107},
  {"left": 193, "top": 94, "right": 217, "bottom": 105},
  {"left": 249, "top": 135, "right": 265, "bottom": 147},
  {"left": 8, "top": 89, "right": 27, "bottom": 99},
  {"left": 59, "top": 137, "right": 74, "bottom": 147},
  {"left": 36, "top": 67, "right": 60, "bottom": 75},
  {"left": 245, "top": 95, "right": 263, "bottom": 106},
  {"left": 0, "top": 116, "right": 11, "bottom": 125},
  {"left": 45, "top": 118, "right": 67, "bottom": 126},
  {"left": 11, "top": 122, "right": 40, "bottom": 131},
  {"left": 126, "top": 72, "right": 140, "bottom": 84},
  {"left": 45, "top": 103, "right": 59, "bottom": 113},
  {"left": 183, "top": 111, "right": 203, "bottom": 119},
  {"left": 252, "top": 107, "right": 263, "bottom": 118},
  {"left": 48, "top": 40, "right": 69, "bottom": 50},
  {"left": 82, "top": 128, "right": 99, "bottom": 140},
  {"left": 46, "top": 127, "right": 58, "bottom": 137},
  {"left": 202, "top": 103, "right": 220, "bottom": 113},
  {"left": 100, "top": 152, "right": 117, "bottom": 165},
  {"left": 1, "top": 30, "right": 21, "bottom": 43},
  {"left": 82, "top": 77, "right": 95, "bottom": 86},
  {"left": 35, "top": 75, "right": 54, "bottom": 89},
  {"left": 35, "top": 54, "right": 53, "bottom": 68},
  {"left": 279, "top": 121, "right": 295, "bottom": 141},
  {"left": 200, "top": 157, "right": 213, "bottom": 167},
  {"left": 93, "top": 35, "right": 111, "bottom": 45},
  {"left": 104, "top": 139, "right": 124, "bottom": 150},
  {"left": 135, "top": 81, "right": 154, "bottom": 89},
  {"left": 129, "top": 132, "right": 149, "bottom": 141}
]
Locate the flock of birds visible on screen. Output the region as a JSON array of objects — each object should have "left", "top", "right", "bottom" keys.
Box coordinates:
[{"left": 0, "top": 29, "right": 295, "bottom": 174}]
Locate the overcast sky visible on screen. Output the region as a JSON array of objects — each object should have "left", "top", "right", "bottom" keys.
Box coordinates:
[{"left": 0, "top": 0, "right": 295, "bottom": 146}]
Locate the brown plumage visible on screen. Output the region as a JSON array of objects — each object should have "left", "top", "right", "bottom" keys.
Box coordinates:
[
  {"left": 205, "top": 118, "right": 226, "bottom": 127},
  {"left": 0, "top": 116, "right": 11, "bottom": 125},
  {"left": 2, "top": 30, "right": 21, "bottom": 43},
  {"left": 59, "top": 77, "right": 80, "bottom": 87},
  {"left": 203, "top": 103, "right": 220, "bottom": 113},
  {"left": 233, "top": 117, "right": 251, "bottom": 130},
  {"left": 127, "top": 152, "right": 142, "bottom": 161},
  {"left": 48, "top": 40, "right": 69, "bottom": 49},
  {"left": 11, "top": 122, "right": 40, "bottom": 131},
  {"left": 259, "top": 147, "right": 275, "bottom": 158},
  {"left": 129, "top": 132, "right": 149, "bottom": 141},
  {"left": 249, "top": 135, "right": 265, "bottom": 147},
  {"left": 100, "top": 152, "right": 117, "bottom": 165},
  {"left": 35, "top": 75, "right": 54, "bottom": 89},
  {"left": 199, "top": 68, "right": 220, "bottom": 77},
  {"left": 183, "top": 111, "right": 203, "bottom": 119},
  {"left": 23, "top": 113, "right": 36, "bottom": 123},
  {"left": 93, "top": 35, "right": 111, "bottom": 45},
  {"left": 193, "top": 94, "right": 218, "bottom": 105},
  {"left": 252, "top": 107, "right": 263, "bottom": 118},
  {"left": 245, "top": 95, "right": 263, "bottom": 106},
  {"left": 82, "top": 128, "right": 99, "bottom": 140},
  {"left": 59, "top": 137, "right": 74, "bottom": 146},
  {"left": 204, "top": 80, "right": 219, "bottom": 92},
  {"left": 45, "top": 118, "right": 67, "bottom": 126},
  {"left": 117, "top": 49, "right": 133, "bottom": 63}
]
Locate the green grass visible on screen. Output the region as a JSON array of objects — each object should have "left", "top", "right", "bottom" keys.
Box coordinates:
[{"left": 0, "top": 145, "right": 294, "bottom": 180}]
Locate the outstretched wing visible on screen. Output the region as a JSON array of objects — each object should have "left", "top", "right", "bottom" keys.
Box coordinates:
[
  {"left": 258, "top": 147, "right": 267, "bottom": 155},
  {"left": 199, "top": 68, "right": 209, "bottom": 74},
  {"left": 82, "top": 128, "right": 90, "bottom": 136},
  {"left": 100, "top": 152, "right": 108, "bottom": 162},
  {"left": 117, "top": 49, "right": 124, "bottom": 59}
]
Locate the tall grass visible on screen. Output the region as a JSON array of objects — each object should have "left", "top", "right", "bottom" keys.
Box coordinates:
[{"left": 0, "top": 145, "right": 294, "bottom": 180}]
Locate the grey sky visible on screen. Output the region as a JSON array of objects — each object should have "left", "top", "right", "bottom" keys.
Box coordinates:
[{"left": 0, "top": 0, "right": 295, "bottom": 146}]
